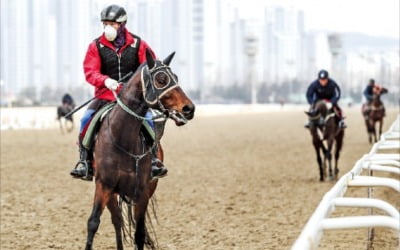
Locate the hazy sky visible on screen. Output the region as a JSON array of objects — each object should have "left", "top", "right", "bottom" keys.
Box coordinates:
[
  {"left": 240, "top": 0, "right": 399, "bottom": 38},
  {"left": 97, "top": 0, "right": 399, "bottom": 39}
]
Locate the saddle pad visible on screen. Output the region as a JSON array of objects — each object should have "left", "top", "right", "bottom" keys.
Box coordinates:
[
  {"left": 82, "top": 102, "right": 116, "bottom": 150},
  {"left": 82, "top": 102, "right": 156, "bottom": 150}
]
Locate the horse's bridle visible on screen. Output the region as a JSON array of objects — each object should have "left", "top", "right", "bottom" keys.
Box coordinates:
[{"left": 112, "top": 62, "right": 187, "bottom": 124}]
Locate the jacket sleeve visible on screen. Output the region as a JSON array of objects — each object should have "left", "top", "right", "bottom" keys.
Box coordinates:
[
  {"left": 83, "top": 41, "right": 109, "bottom": 88},
  {"left": 306, "top": 82, "right": 315, "bottom": 105},
  {"left": 363, "top": 86, "right": 373, "bottom": 100},
  {"left": 137, "top": 39, "right": 157, "bottom": 64},
  {"left": 331, "top": 82, "right": 341, "bottom": 105}
]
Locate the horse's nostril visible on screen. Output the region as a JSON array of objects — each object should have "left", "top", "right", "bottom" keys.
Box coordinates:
[{"left": 183, "top": 104, "right": 194, "bottom": 114}]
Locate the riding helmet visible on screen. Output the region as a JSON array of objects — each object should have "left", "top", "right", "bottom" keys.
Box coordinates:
[
  {"left": 101, "top": 5, "right": 127, "bottom": 23},
  {"left": 369, "top": 78, "right": 375, "bottom": 85},
  {"left": 318, "top": 69, "right": 329, "bottom": 80}
]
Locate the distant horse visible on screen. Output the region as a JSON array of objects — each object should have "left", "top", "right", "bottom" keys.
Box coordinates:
[
  {"left": 84, "top": 50, "right": 195, "bottom": 250},
  {"left": 362, "top": 87, "right": 388, "bottom": 144},
  {"left": 57, "top": 104, "right": 74, "bottom": 133},
  {"left": 305, "top": 100, "right": 344, "bottom": 181}
]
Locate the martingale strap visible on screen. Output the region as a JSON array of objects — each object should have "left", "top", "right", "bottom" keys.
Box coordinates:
[{"left": 82, "top": 102, "right": 156, "bottom": 150}]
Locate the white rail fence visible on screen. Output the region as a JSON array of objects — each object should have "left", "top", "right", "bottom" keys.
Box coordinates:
[{"left": 292, "top": 115, "right": 400, "bottom": 249}]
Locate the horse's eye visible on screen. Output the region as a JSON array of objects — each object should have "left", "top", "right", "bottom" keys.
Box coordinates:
[{"left": 154, "top": 72, "right": 170, "bottom": 89}]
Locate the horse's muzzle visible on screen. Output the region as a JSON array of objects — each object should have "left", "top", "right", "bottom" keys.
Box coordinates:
[
  {"left": 182, "top": 104, "right": 195, "bottom": 120},
  {"left": 168, "top": 104, "right": 195, "bottom": 126}
]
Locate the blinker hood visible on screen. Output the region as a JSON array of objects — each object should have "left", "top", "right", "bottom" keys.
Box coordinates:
[{"left": 140, "top": 64, "right": 179, "bottom": 106}]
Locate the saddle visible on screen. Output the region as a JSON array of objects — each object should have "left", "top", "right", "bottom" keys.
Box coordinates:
[{"left": 82, "top": 102, "right": 156, "bottom": 150}]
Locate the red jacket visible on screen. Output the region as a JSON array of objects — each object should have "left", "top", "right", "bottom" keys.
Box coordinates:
[{"left": 83, "top": 28, "right": 156, "bottom": 101}]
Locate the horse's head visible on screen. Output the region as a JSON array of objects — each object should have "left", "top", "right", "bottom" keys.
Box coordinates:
[
  {"left": 305, "top": 100, "right": 331, "bottom": 119},
  {"left": 372, "top": 86, "right": 388, "bottom": 101},
  {"left": 141, "top": 49, "right": 195, "bottom": 126}
]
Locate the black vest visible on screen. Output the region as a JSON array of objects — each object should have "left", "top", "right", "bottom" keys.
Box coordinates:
[{"left": 96, "top": 33, "right": 141, "bottom": 81}]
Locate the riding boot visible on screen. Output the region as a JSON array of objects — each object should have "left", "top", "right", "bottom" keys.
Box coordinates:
[
  {"left": 304, "top": 105, "right": 317, "bottom": 129},
  {"left": 338, "top": 119, "right": 347, "bottom": 129},
  {"left": 151, "top": 147, "right": 168, "bottom": 179},
  {"left": 70, "top": 142, "right": 93, "bottom": 181},
  {"left": 334, "top": 106, "right": 347, "bottom": 129}
]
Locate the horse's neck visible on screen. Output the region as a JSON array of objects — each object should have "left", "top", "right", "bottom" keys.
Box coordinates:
[
  {"left": 111, "top": 81, "right": 148, "bottom": 140},
  {"left": 372, "top": 96, "right": 382, "bottom": 106},
  {"left": 316, "top": 103, "right": 328, "bottom": 117}
]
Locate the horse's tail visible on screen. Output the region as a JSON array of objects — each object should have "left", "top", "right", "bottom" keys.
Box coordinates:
[{"left": 120, "top": 195, "right": 159, "bottom": 249}]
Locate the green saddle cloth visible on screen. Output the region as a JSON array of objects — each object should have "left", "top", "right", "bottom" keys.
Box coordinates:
[{"left": 82, "top": 102, "right": 155, "bottom": 150}]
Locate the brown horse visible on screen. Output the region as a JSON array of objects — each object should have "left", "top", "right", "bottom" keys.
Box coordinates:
[
  {"left": 57, "top": 104, "right": 74, "bottom": 133},
  {"left": 305, "top": 100, "right": 344, "bottom": 181},
  {"left": 362, "top": 88, "right": 388, "bottom": 144},
  {"left": 84, "top": 50, "right": 195, "bottom": 250}
]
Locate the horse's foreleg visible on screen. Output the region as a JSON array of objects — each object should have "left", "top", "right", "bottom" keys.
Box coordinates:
[
  {"left": 325, "top": 138, "right": 334, "bottom": 180},
  {"left": 364, "top": 119, "right": 372, "bottom": 144},
  {"left": 378, "top": 119, "right": 383, "bottom": 140},
  {"left": 313, "top": 138, "right": 324, "bottom": 181},
  {"left": 107, "top": 194, "right": 123, "bottom": 250},
  {"left": 86, "top": 182, "right": 111, "bottom": 250},
  {"left": 134, "top": 189, "right": 151, "bottom": 250},
  {"left": 334, "top": 132, "right": 344, "bottom": 180},
  {"left": 58, "top": 120, "right": 64, "bottom": 134}
]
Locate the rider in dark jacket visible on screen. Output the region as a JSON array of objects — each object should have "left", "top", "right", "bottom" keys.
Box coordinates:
[
  {"left": 362, "top": 78, "right": 387, "bottom": 118},
  {"left": 305, "top": 69, "right": 346, "bottom": 128},
  {"left": 363, "top": 78, "right": 375, "bottom": 103},
  {"left": 62, "top": 93, "right": 75, "bottom": 108}
]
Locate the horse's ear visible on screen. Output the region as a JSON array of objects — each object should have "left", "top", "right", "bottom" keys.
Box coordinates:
[
  {"left": 146, "top": 48, "right": 155, "bottom": 69},
  {"left": 163, "top": 51, "right": 175, "bottom": 66}
]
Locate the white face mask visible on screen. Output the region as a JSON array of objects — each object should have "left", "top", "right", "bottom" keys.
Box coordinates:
[{"left": 104, "top": 25, "right": 117, "bottom": 41}]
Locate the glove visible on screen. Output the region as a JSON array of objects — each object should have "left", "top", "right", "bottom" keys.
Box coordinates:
[{"left": 104, "top": 78, "right": 119, "bottom": 91}]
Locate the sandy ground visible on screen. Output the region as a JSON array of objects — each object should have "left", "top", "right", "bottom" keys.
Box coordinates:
[{"left": 1, "top": 107, "right": 399, "bottom": 250}]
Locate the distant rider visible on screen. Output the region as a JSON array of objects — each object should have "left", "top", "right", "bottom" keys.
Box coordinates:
[
  {"left": 62, "top": 93, "right": 75, "bottom": 109},
  {"left": 305, "top": 69, "right": 346, "bottom": 129},
  {"left": 362, "top": 78, "right": 387, "bottom": 119}
]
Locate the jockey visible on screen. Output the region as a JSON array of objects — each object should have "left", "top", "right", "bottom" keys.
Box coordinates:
[
  {"left": 363, "top": 78, "right": 387, "bottom": 118},
  {"left": 70, "top": 4, "right": 167, "bottom": 181},
  {"left": 62, "top": 93, "right": 75, "bottom": 109},
  {"left": 305, "top": 69, "right": 346, "bottom": 129},
  {"left": 363, "top": 78, "right": 376, "bottom": 103}
]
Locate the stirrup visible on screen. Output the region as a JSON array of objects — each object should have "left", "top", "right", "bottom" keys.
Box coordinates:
[
  {"left": 338, "top": 120, "right": 347, "bottom": 129},
  {"left": 151, "top": 159, "right": 168, "bottom": 179},
  {"left": 71, "top": 160, "right": 93, "bottom": 181}
]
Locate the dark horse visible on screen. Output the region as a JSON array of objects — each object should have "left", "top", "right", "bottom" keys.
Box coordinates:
[
  {"left": 57, "top": 104, "right": 74, "bottom": 133},
  {"left": 84, "top": 50, "right": 195, "bottom": 250},
  {"left": 362, "top": 88, "right": 388, "bottom": 144},
  {"left": 305, "top": 100, "right": 344, "bottom": 181}
]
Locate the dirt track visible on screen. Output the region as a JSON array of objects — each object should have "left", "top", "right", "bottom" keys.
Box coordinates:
[{"left": 1, "top": 107, "right": 399, "bottom": 250}]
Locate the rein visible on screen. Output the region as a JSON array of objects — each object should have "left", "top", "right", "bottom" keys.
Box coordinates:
[
  {"left": 112, "top": 90, "right": 167, "bottom": 121},
  {"left": 324, "top": 112, "right": 335, "bottom": 123},
  {"left": 308, "top": 113, "right": 321, "bottom": 121}
]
